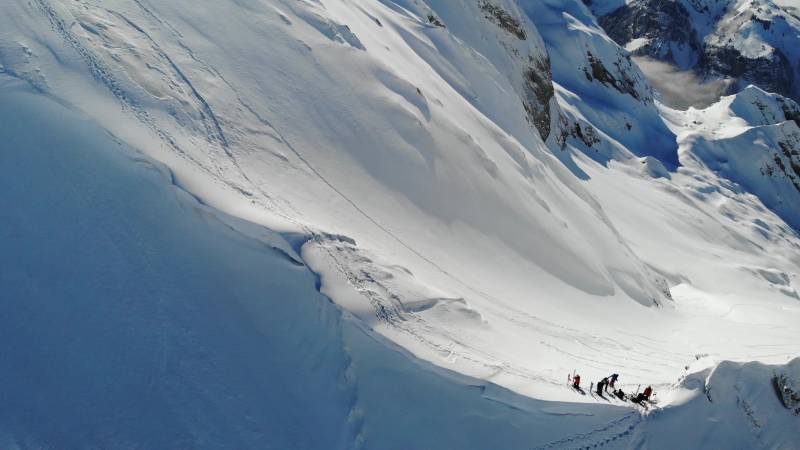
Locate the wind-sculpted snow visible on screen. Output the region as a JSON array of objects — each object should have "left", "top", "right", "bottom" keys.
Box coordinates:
[
  {"left": 637, "top": 358, "right": 800, "bottom": 449},
  {"left": 678, "top": 86, "right": 800, "bottom": 229},
  {"left": 1, "top": 0, "right": 800, "bottom": 447}
]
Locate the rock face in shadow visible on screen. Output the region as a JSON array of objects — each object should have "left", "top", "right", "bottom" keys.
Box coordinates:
[
  {"left": 598, "top": 0, "right": 702, "bottom": 67},
  {"left": 523, "top": 56, "right": 555, "bottom": 140},
  {"left": 701, "top": 43, "right": 794, "bottom": 100},
  {"left": 478, "top": 0, "right": 555, "bottom": 141},
  {"left": 584, "top": 51, "right": 643, "bottom": 100},
  {"left": 479, "top": 0, "right": 527, "bottom": 40},
  {"left": 586, "top": 0, "right": 800, "bottom": 103}
]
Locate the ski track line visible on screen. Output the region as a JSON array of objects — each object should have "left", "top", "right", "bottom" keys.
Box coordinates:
[
  {"left": 36, "top": 0, "right": 309, "bottom": 242},
  {"left": 30, "top": 0, "right": 267, "bottom": 216},
  {"left": 106, "top": 10, "right": 231, "bottom": 153},
  {"left": 497, "top": 303, "right": 687, "bottom": 367},
  {"left": 38, "top": 1, "right": 367, "bottom": 433},
  {"left": 532, "top": 410, "right": 641, "bottom": 450},
  {"left": 31, "top": 6, "right": 366, "bottom": 442}
]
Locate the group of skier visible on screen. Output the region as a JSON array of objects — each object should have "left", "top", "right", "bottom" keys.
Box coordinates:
[{"left": 569, "top": 372, "right": 653, "bottom": 406}]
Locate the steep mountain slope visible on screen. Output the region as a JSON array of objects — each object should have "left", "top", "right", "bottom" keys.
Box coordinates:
[
  {"left": 676, "top": 86, "right": 800, "bottom": 229},
  {"left": 4, "top": 64, "right": 798, "bottom": 450},
  {"left": 0, "top": 77, "right": 646, "bottom": 449},
  {"left": 523, "top": 0, "right": 677, "bottom": 165},
  {"left": 587, "top": 0, "right": 800, "bottom": 101},
  {"left": 1, "top": 0, "right": 799, "bottom": 447}
]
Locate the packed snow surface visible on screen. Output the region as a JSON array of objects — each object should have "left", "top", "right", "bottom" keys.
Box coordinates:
[{"left": 1, "top": 0, "right": 799, "bottom": 448}]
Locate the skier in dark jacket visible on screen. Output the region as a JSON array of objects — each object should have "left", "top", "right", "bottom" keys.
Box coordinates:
[{"left": 596, "top": 377, "right": 607, "bottom": 395}]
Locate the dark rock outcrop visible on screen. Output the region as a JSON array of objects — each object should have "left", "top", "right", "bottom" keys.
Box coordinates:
[
  {"left": 588, "top": 0, "right": 800, "bottom": 103},
  {"left": 701, "top": 46, "right": 794, "bottom": 101},
  {"left": 522, "top": 56, "right": 554, "bottom": 140},
  {"left": 583, "top": 51, "right": 643, "bottom": 100},
  {"left": 597, "top": 0, "right": 702, "bottom": 66},
  {"left": 480, "top": 1, "right": 527, "bottom": 40}
]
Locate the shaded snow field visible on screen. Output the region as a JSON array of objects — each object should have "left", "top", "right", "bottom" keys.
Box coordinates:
[{"left": 1, "top": 0, "right": 799, "bottom": 448}]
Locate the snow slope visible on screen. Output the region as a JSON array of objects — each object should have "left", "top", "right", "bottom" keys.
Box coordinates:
[
  {"left": 637, "top": 358, "right": 800, "bottom": 449},
  {"left": 0, "top": 77, "right": 358, "bottom": 449},
  {"left": 0, "top": 76, "right": 643, "bottom": 450},
  {"left": 675, "top": 86, "right": 800, "bottom": 229},
  {"left": 1, "top": 0, "right": 800, "bottom": 447},
  {"left": 523, "top": 0, "right": 678, "bottom": 168}
]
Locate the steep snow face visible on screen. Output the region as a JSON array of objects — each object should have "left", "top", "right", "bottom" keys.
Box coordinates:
[
  {"left": 0, "top": 0, "right": 682, "bottom": 393},
  {"left": 0, "top": 77, "right": 651, "bottom": 450},
  {"left": 0, "top": 78, "right": 359, "bottom": 449},
  {"left": 424, "top": 0, "right": 558, "bottom": 141},
  {"left": 521, "top": 0, "right": 679, "bottom": 166},
  {"left": 587, "top": 0, "right": 800, "bottom": 102},
  {"left": 2, "top": 0, "right": 800, "bottom": 447},
  {"left": 2, "top": 0, "right": 667, "bottom": 308}
]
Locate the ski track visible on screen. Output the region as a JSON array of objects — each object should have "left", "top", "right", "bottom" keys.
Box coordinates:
[
  {"left": 106, "top": 10, "right": 231, "bottom": 152},
  {"left": 533, "top": 410, "right": 642, "bottom": 450}
]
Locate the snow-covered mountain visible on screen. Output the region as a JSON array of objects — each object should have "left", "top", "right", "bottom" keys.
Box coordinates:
[
  {"left": 672, "top": 85, "right": 800, "bottom": 229},
  {"left": 1, "top": 0, "right": 799, "bottom": 448},
  {"left": 586, "top": 0, "right": 800, "bottom": 101}
]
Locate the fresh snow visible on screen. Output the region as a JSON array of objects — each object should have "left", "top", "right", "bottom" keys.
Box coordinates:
[{"left": 1, "top": 0, "right": 799, "bottom": 448}]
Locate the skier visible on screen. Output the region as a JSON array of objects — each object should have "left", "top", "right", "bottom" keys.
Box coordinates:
[
  {"left": 607, "top": 373, "right": 619, "bottom": 391},
  {"left": 633, "top": 386, "right": 653, "bottom": 404},
  {"left": 613, "top": 388, "right": 626, "bottom": 401},
  {"left": 572, "top": 374, "right": 581, "bottom": 389},
  {"left": 596, "top": 377, "right": 607, "bottom": 395}
]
